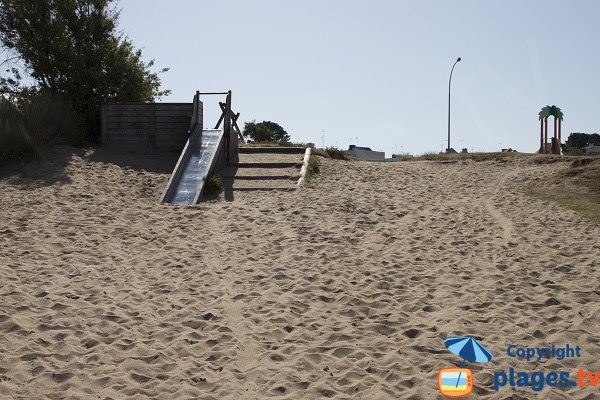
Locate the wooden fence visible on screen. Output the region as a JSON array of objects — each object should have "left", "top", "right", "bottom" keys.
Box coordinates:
[{"left": 101, "top": 103, "right": 198, "bottom": 151}]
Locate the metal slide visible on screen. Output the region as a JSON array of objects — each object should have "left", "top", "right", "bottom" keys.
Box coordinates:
[{"left": 161, "top": 129, "right": 225, "bottom": 204}]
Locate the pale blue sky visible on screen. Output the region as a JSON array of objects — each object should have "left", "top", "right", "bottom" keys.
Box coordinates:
[{"left": 120, "top": 0, "right": 600, "bottom": 156}]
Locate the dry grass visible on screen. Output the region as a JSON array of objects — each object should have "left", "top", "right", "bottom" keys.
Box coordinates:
[
  {"left": 242, "top": 141, "right": 307, "bottom": 148},
  {"left": 527, "top": 158, "right": 600, "bottom": 224},
  {"left": 304, "top": 155, "right": 320, "bottom": 183},
  {"left": 398, "top": 151, "right": 599, "bottom": 223},
  {"left": 402, "top": 151, "right": 523, "bottom": 162}
]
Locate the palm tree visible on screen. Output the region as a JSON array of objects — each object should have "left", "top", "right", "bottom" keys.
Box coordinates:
[
  {"left": 549, "top": 105, "right": 564, "bottom": 154},
  {"left": 538, "top": 105, "right": 564, "bottom": 154}
]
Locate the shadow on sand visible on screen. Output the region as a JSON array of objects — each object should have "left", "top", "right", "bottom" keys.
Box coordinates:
[
  {"left": 0, "top": 145, "right": 77, "bottom": 187},
  {"left": 1, "top": 144, "right": 181, "bottom": 189},
  {"left": 85, "top": 144, "right": 180, "bottom": 174}
]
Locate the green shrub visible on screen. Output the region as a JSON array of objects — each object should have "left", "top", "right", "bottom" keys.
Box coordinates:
[
  {"left": 562, "top": 147, "right": 586, "bottom": 156},
  {"left": 203, "top": 174, "right": 222, "bottom": 195},
  {"left": 324, "top": 146, "right": 347, "bottom": 160},
  {"left": 0, "top": 92, "right": 82, "bottom": 166},
  {"left": 304, "top": 156, "right": 320, "bottom": 183},
  {"left": 244, "top": 140, "right": 307, "bottom": 148}
]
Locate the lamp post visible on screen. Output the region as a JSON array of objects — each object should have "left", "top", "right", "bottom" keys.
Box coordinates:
[{"left": 447, "top": 57, "right": 461, "bottom": 153}]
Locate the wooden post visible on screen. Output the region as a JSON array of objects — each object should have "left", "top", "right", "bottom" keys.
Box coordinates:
[
  {"left": 558, "top": 118, "right": 561, "bottom": 152},
  {"left": 553, "top": 116, "right": 557, "bottom": 154},
  {"left": 101, "top": 104, "right": 108, "bottom": 144},
  {"left": 191, "top": 91, "right": 200, "bottom": 131},
  {"left": 544, "top": 118, "right": 548, "bottom": 154},
  {"left": 150, "top": 103, "right": 156, "bottom": 148},
  {"left": 540, "top": 119, "right": 543, "bottom": 153},
  {"left": 224, "top": 92, "right": 231, "bottom": 164},
  {"left": 214, "top": 102, "right": 225, "bottom": 129}
]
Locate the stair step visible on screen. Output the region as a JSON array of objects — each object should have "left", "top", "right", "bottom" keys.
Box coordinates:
[
  {"left": 239, "top": 146, "right": 306, "bottom": 154},
  {"left": 235, "top": 162, "right": 300, "bottom": 168},
  {"left": 222, "top": 175, "right": 297, "bottom": 181},
  {"left": 227, "top": 187, "right": 297, "bottom": 192}
]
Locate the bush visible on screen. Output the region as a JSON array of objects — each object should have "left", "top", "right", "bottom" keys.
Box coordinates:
[
  {"left": 304, "top": 156, "right": 320, "bottom": 183},
  {"left": 562, "top": 147, "right": 586, "bottom": 156},
  {"left": 243, "top": 120, "right": 290, "bottom": 143},
  {"left": 0, "top": 0, "right": 169, "bottom": 139},
  {"left": 0, "top": 92, "right": 82, "bottom": 166},
  {"left": 203, "top": 174, "right": 222, "bottom": 195},
  {"left": 324, "top": 146, "right": 347, "bottom": 160}
]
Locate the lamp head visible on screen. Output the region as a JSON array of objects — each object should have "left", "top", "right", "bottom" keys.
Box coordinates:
[{"left": 457, "top": 57, "right": 462, "bottom": 62}]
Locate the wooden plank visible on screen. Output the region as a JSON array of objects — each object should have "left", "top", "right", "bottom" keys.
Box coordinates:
[
  {"left": 155, "top": 137, "right": 186, "bottom": 143},
  {"left": 150, "top": 103, "right": 156, "bottom": 147},
  {"left": 107, "top": 104, "right": 191, "bottom": 111},
  {"left": 155, "top": 131, "right": 188, "bottom": 137},
  {"left": 155, "top": 108, "right": 191, "bottom": 113},
  {"left": 109, "top": 138, "right": 152, "bottom": 144},
  {"left": 155, "top": 135, "right": 187, "bottom": 142},
  {"left": 101, "top": 104, "right": 108, "bottom": 144},
  {"left": 155, "top": 118, "right": 190, "bottom": 123},
  {"left": 107, "top": 126, "right": 149, "bottom": 132},
  {"left": 107, "top": 103, "right": 188, "bottom": 108},
  {"left": 103, "top": 116, "right": 154, "bottom": 123},
  {"left": 106, "top": 105, "right": 152, "bottom": 112},
  {"left": 155, "top": 140, "right": 185, "bottom": 146},
  {"left": 106, "top": 111, "right": 151, "bottom": 118},
  {"left": 156, "top": 129, "right": 187, "bottom": 135},
  {"left": 155, "top": 117, "right": 190, "bottom": 123},
  {"left": 107, "top": 132, "right": 150, "bottom": 138},
  {"left": 155, "top": 109, "right": 192, "bottom": 115},
  {"left": 107, "top": 122, "right": 151, "bottom": 129},
  {"left": 155, "top": 123, "right": 189, "bottom": 130}
]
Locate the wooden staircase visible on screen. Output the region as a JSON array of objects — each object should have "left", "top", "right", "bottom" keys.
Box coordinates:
[{"left": 220, "top": 146, "right": 306, "bottom": 200}]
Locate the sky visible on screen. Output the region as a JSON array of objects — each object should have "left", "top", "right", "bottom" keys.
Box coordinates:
[{"left": 119, "top": 0, "right": 600, "bottom": 156}]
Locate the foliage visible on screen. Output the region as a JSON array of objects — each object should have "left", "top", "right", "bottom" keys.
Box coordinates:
[
  {"left": 0, "top": 91, "right": 83, "bottom": 165},
  {"left": 0, "top": 0, "right": 170, "bottom": 139},
  {"left": 324, "top": 146, "right": 347, "bottom": 160},
  {"left": 243, "top": 120, "right": 290, "bottom": 143},
  {"left": 203, "top": 174, "right": 222, "bottom": 195},
  {"left": 538, "top": 105, "right": 563, "bottom": 120},
  {"left": 527, "top": 158, "right": 600, "bottom": 224},
  {"left": 563, "top": 132, "right": 600, "bottom": 151},
  {"left": 304, "top": 155, "right": 320, "bottom": 183},
  {"left": 243, "top": 140, "right": 306, "bottom": 148}
]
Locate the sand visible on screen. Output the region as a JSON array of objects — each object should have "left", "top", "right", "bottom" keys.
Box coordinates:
[{"left": 0, "top": 146, "right": 598, "bottom": 399}]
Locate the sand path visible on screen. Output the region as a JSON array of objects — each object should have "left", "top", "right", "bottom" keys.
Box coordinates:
[{"left": 0, "top": 148, "right": 598, "bottom": 399}]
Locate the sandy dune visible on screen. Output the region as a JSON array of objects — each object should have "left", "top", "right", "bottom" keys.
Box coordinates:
[{"left": 0, "top": 146, "right": 598, "bottom": 399}]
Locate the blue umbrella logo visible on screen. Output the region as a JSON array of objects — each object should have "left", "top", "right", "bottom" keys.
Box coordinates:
[{"left": 444, "top": 336, "right": 493, "bottom": 390}]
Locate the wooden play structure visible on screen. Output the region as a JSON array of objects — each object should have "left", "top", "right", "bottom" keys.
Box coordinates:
[
  {"left": 103, "top": 90, "right": 306, "bottom": 204},
  {"left": 538, "top": 105, "right": 563, "bottom": 154},
  {"left": 160, "top": 90, "right": 243, "bottom": 204}
]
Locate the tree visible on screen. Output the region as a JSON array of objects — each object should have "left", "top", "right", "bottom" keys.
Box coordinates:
[
  {"left": 564, "top": 133, "right": 600, "bottom": 149},
  {"left": 0, "top": 0, "right": 170, "bottom": 138},
  {"left": 538, "top": 105, "right": 563, "bottom": 154},
  {"left": 243, "top": 120, "right": 290, "bottom": 143}
]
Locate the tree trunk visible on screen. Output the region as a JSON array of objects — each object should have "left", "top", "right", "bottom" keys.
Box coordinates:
[
  {"left": 558, "top": 118, "right": 562, "bottom": 153},
  {"left": 544, "top": 118, "right": 548, "bottom": 154},
  {"left": 553, "top": 117, "right": 558, "bottom": 154},
  {"left": 540, "top": 119, "right": 544, "bottom": 153}
]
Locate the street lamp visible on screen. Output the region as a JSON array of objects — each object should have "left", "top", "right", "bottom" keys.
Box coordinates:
[{"left": 447, "top": 57, "right": 461, "bottom": 153}]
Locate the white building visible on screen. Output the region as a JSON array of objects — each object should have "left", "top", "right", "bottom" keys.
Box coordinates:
[{"left": 344, "top": 145, "right": 385, "bottom": 161}]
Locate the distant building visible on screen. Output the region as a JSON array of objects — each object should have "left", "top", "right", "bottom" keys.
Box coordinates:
[
  {"left": 344, "top": 145, "right": 385, "bottom": 161},
  {"left": 586, "top": 145, "right": 600, "bottom": 156}
]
